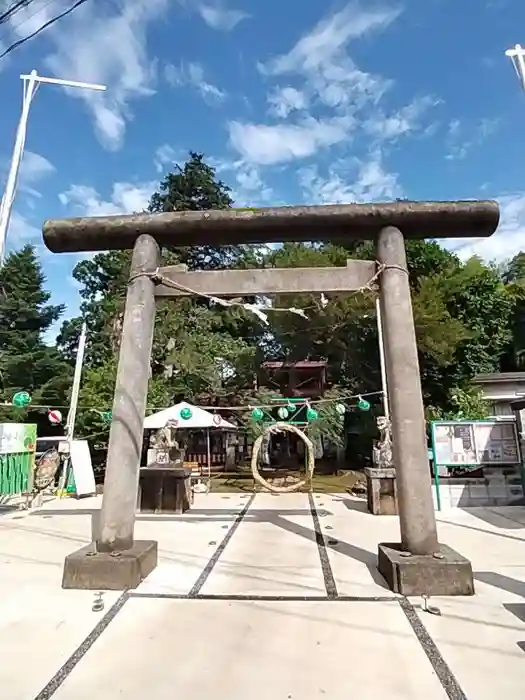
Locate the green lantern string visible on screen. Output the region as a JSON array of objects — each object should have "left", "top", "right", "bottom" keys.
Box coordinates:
[
  {"left": 357, "top": 396, "right": 371, "bottom": 411},
  {"left": 306, "top": 407, "right": 319, "bottom": 422},
  {"left": 251, "top": 407, "right": 264, "bottom": 421},
  {"left": 12, "top": 391, "right": 31, "bottom": 407}
]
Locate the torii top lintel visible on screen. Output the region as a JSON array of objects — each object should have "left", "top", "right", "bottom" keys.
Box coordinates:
[{"left": 42, "top": 200, "right": 499, "bottom": 254}]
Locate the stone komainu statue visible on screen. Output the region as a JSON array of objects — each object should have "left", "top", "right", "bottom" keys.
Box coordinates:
[
  {"left": 373, "top": 416, "right": 393, "bottom": 469},
  {"left": 152, "top": 420, "right": 183, "bottom": 465}
]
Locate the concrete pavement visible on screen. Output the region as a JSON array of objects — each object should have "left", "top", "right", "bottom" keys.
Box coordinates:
[{"left": 0, "top": 492, "right": 524, "bottom": 699}]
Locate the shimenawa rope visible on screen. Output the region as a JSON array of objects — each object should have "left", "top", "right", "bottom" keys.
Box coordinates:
[{"left": 251, "top": 422, "right": 315, "bottom": 494}]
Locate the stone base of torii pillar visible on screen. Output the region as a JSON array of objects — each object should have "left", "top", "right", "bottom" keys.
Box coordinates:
[{"left": 44, "top": 200, "right": 499, "bottom": 595}]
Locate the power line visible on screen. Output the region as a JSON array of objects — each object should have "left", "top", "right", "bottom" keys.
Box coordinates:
[
  {"left": 0, "top": 0, "right": 33, "bottom": 27},
  {"left": 0, "top": 0, "right": 89, "bottom": 60},
  {"left": 2, "top": 0, "right": 60, "bottom": 33}
]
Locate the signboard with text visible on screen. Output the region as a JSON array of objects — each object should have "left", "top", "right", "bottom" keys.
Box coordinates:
[{"left": 0, "top": 423, "right": 37, "bottom": 454}]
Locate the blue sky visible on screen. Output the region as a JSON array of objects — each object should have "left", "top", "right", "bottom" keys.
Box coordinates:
[{"left": 0, "top": 0, "right": 525, "bottom": 332}]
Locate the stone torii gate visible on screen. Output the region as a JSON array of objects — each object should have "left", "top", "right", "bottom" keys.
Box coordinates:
[{"left": 42, "top": 200, "right": 499, "bottom": 595}]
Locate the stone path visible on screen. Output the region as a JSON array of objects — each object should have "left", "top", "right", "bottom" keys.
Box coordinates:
[{"left": 1, "top": 493, "right": 524, "bottom": 699}]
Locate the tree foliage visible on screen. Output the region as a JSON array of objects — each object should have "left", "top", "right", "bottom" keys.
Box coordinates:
[{"left": 0, "top": 245, "right": 71, "bottom": 427}]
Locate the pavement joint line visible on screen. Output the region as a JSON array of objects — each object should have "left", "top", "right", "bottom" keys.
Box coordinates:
[
  {"left": 32, "top": 591, "right": 131, "bottom": 700},
  {"left": 127, "top": 592, "right": 400, "bottom": 602},
  {"left": 187, "top": 493, "right": 256, "bottom": 597},
  {"left": 308, "top": 491, "right": 338, "bottom": 599},
  {"left": 398, "top": 597, "right": 468, "bottom": 700}
]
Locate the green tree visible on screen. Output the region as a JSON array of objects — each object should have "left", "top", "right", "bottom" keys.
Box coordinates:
[
  {"left": 500, "top": 251, "right": 525, "bottom": 370},
  {"left": 0, "top": 245, "right": 71, "bottom": 424}
]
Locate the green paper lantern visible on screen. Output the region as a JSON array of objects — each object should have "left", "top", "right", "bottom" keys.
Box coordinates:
[
  {"left": 306, "top": 407, "right": 319, "bottom": 422},
  {"left": 357, "top": 396, "right": 371, "bottom": 411},
  {"left": 335, "top": 403, "right": 346, "bottom": 415},
  {"left": 101, "top": 411, "right": 112, "bottom": 424},
  {"left": 251, "top": 407, "right": 264, "bottom": 421},
  {"left": 12, "top": 391, "right": 31, "bottom": 407},
  {"left": 277, "top": 406, "right": 289, "bottom": 419},
  {"left": 180, "top": 407, "right": 193, "bottom": 420}
]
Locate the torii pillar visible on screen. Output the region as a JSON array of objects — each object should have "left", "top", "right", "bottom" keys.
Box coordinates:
[{"left": 42, "top": 200, "right": 500, "bottom": 595}]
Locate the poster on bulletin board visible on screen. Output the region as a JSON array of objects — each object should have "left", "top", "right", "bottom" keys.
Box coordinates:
[{"left": 430, "top": 420, "right": 520, "bottom": 468}]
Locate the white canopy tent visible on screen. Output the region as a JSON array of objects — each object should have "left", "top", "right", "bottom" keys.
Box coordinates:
[
  {"left": 144, "top": 401, "right": 236, "bottom": 430},
  {"left": 144, "top": 402, "right": 237, "bottom": 484}
]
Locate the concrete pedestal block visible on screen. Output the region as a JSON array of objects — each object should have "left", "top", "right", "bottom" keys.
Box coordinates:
[
  {"left": 62, "top": 540, "right": 158, "bottom": 590},
  {"left": 378, "top": 542, "right": 474, "bottom": 596},
  {"left": 365, "top": 467, "right": 398, "bottom": 515}
]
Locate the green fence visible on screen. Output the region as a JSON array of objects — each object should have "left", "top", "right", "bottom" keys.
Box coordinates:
[
  {"left": 0, "top": 424, "right": 37, "bottom": 497},
  {"left": 0, "top": 452, "right": 34, "bottom": 494}
]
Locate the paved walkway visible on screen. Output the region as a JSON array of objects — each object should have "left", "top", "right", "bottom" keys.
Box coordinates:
[{"left": 1, "top": 492, "right": 524, "bottom": 699}]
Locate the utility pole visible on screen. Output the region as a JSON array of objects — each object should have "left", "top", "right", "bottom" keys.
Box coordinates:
[
  {"left": 58, "top": 322, "right": 87, "bottom": 494},
  {"left": 0, "top": 70, "right": 106, "bottom": 264},
  {"left": 505, "top": 44, "right": 525, "bottom": 91},
  {"left": 376, "top": 297, "right": 390, "bottom": 420}
]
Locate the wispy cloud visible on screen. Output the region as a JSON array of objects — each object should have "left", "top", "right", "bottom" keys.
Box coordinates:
[
  {"left": 260, "top": 3, "right": 401, "bottom": 76},
  {"left": 228, "top": 4, "right": 431, "bottom": 167},
  {"left": 445, "top": 117, "right": 500, "bottom": 160},
  {"left": 165, "top": 61, "right": 226, "bottom": 104},
  {"left": 58, "top": 181, "right": 156, "bottom": 217},
  {"left": 19, "top": 151, "right": 56, "bottom": 183},
  {"left": 446, "top": 192, "right": 525, "bottom": 262},
  {"left": 197, "top": 2, "right": 249, "bottom": 30},
  {"left": 7, "top": 0, "right": 169, "bottom": 150},
  {"left": 153, "top": 144, "right": 182, "bottom": 173},
  {"left": 299, "top": 151, "right": 402, "bottom": 204},
  {"left": 267, "top": 87, "right": 308, "bottom": 118},
  {"left": 364, "top": 96, "right": 441, "bottom": 141},
  {"left": 229, "top": 117, "right": 352, "bottom": 166}
]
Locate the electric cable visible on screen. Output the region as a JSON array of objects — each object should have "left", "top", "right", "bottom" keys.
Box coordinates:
[{"left": 0, "top": 0, "right": 90, "bottom": 60}]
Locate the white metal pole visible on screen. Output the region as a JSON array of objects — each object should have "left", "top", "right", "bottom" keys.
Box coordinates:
[
  {"left": 505, "top": 44, "right": 525, "bottom": 90},
  {"left": 0, "top": 71, "right": 106, "bottom": 265},
  {"left": 58, "top": 323, "right": 87, "bottom": 493},
  {"left": 66, "top": 322, "right": 87, "bottom": 441},
  {"left": 376, "top": 297, "right": 390, "bottom": 420},
  {"left": 206, "top": 427, "right": 211, "bottom": 486},
  {"left": 0, "top": 70, "right": 38, "bottom": 264}
]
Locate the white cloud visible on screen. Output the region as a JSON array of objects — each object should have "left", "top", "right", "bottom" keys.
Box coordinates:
[
  {"left": 154, "top": 144, "right": 180, "bottom": 173},
  {"left": 197, "top": 3, "right": 249, "bottom": 30},
  {"left": 58, "top": 181, "right": 156, "bottom": 217},
  {"left": 7, "top": 0, "right": 169, "bottom": 150},
  {"left": 267, "top": 87, "right": 308, "bottom": 118},
  {"left": 258, "top": 3, "right": 398, "bottom": 119},
  {"left": 261, "top": 3, "right": 401, "bottom": 76},
  {"left": 165, "top": 61, "right": 226, "bottom": 104},
  {"left": 445, "top": 117, "right": 500, "bottom": 161},
  {"left": 446, "top": 193, "right": 525, "bottom": 262},
  {"left": 299, "top": 151, "right": 402, "bottom": 204},
  {"left": 364, "top": 96, "right": 440, "bottom": 141},
  {"left": 229, "top": 5, "right": 422, "bottom": 166},
  {"left": 228, "top": 117, "right": 352, "bottom": 165},
  {"left": 7, "top": 211, "right": 41, "bottom": 245},
  {"left": 20, "top": 151, "right": 56, "bottom": 182},
  {"left": 231, "top": 164, "right": 275, "bottom": 206}
]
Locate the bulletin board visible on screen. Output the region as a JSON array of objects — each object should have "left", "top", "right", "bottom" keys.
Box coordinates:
[{"left": 430, "top": 420, "right": 520, "bottom": 468}]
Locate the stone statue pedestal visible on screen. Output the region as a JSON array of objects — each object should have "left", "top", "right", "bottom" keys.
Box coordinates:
[{"left": 365, "top": 467, "right": 398, "bottom": 516}]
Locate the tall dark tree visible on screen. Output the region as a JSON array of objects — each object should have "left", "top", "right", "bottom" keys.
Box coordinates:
[
  {"left": 0, "top": 245, "right": 71, "bottom": 422},
  {"left": 149, "top": 151, "right": 256, "bottom": 271}
]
